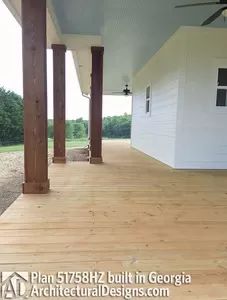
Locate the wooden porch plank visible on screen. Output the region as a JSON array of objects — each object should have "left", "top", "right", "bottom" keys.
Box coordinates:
[{"left": 0, "top": 140, "right": 227, "bottom": 299}]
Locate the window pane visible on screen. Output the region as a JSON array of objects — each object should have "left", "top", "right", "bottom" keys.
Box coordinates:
[
  {"left": 146, "top": 86, "right": 150, "bottom": 99},
  {"left": 146, "top": 100, "right": 150, "bottom": 113},
  {"left": 216, "top": 89, "right": 227, "bottom": 106},
  {"left": 218, "top": 68, "right": 227, "bottom": 86}
]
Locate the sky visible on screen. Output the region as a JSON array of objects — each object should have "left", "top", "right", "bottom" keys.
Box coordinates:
[{"left": 0, "top": 0, "right": 132, "bottom": 120}]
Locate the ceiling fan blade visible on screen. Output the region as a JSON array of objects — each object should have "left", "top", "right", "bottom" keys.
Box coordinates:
[
  {"left": 175, "top": 2, "right": 219, "bottom": 8},
  {"left": 201, "top": 7, "right": 226, "bottom": 25}
]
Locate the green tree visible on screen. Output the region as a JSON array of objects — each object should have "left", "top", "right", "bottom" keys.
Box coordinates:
[
  {"left": 103, "top": 114, "right": 131, "bottom": 138},
  {"left": 0, "top": 87, "right": 23, "bottom": 145},
  {"left": 75, "top": 118, "right": 88, "bottom": 135},
  {"left": 73, "top": 122, "right": 86, "bottom": 139},
  {"left": 65, "top": 120, "right": 73, "bottom": 139},
  {"left": 48, "top": 120, "right": 53, "bottom": 138}
]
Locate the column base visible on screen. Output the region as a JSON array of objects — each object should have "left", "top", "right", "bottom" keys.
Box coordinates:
[
  {"left": 23, "top": 179, "right": 50, "bottom": 194},
  {"left": 52, "top": 157, "right": 66, "bottom": 164},
  {"left": 89, "top": 157, "right": 103, "bottom": 164}
]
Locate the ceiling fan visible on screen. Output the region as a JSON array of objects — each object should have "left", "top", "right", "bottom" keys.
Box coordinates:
[
  {"left": 112, "top": 84, "right": 132, "bottom": 96},
  {"left": 175, "top": 0, "right": 227, "bottom": 26}
]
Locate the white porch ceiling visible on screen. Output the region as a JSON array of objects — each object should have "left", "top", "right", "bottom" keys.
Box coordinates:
[{"left": 3, "top": 0, "right": 227, "bottom": 95}]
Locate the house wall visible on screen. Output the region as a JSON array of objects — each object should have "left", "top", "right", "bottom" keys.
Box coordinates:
[
  {"left": 131, "top": 26, "right": 227, "bottom": 169},
  {"left": 131, "top": 30, "right": 185, "bottom": 167},
  {"left": 175, "top": 27, "right": 227, "bottom": 169}
]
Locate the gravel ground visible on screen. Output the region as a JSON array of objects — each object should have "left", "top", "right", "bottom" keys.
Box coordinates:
[
  {"left": 0, "top": 149, "right": 88, "bottom": 216},
  {"left": 0, "top": 152, "right": 52, "bottom": 216},
  {"left": 0, "top": 152, "right": 24, "bottom": 216}
]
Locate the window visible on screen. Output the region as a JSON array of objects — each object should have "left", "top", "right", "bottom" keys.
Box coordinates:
[
  {"left": 216, "top": 68, "right": 227, "bottom": 106},
  {"left": 146, "top": 85, "right": 151, "bottom": 114}
]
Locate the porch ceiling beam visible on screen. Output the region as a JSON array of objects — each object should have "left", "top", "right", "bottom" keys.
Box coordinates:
[
  {"left": 62, "top": 34, "right": 102, "bottom": 51},
  {"left": 64, "top": 35, "right": 103, "bottom": 95},
  {"left": 52, "top": 44, "right": 67, "bottom": 164},
  {"left": 22, "top": 0, "right": 49, "bottom": 194}
]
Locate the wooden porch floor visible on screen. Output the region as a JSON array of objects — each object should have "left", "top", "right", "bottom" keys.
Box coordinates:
[{"left": 0, "top": 140, "right": 227, "bottom": 299}]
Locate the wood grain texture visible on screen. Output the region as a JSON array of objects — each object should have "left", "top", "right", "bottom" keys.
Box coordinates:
[
  {"left": 22, "top": 0, "right": 49, "bottom": 194},
  {"left": 0, "top": 140, "right": 227, "bottom": 299},
  {"left": 52, "top": 44, "right": 67, "bottom": 164},
  {"left": 89, "top": 47, "right": 104, "bottom": 164}
]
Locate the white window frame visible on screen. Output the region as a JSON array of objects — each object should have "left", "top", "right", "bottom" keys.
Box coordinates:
[
  {"left": 145, "top": 84, "right": 152, "bottom": 115},
  {"left": 216, "top": 68, "right": 227, "bottom": 107}
]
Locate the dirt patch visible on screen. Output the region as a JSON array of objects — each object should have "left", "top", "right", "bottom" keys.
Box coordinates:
[{"left": 67, "top": 148, "right": 89, "bottom": 162}]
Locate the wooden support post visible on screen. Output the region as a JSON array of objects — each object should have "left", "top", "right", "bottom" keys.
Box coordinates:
[
  {"left": 89, "top": 46, "right": 104, "bottom": 164},
  {"left": 22, "top": 0, "right": 49, "bottom": 194},
  {"left": 52, "top": 44, "right": 67, "bottom": 164}
]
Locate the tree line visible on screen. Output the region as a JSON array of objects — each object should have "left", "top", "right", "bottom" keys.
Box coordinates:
[
  {"left": 48, "top": 118, "right": 88, "bottom": 140},
  {"left": 0, "top": 88, "right": 23, "bottom": 145},
  {"left": 0, "top": 87, "right": 131, "bottom": 145},
  {"left": 48, "top": 114, "right": 131, "bottom": 140}
]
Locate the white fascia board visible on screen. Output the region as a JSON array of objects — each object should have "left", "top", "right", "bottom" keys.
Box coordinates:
[
  {"left": 2, "top": 0, "right": 94, "bottom": 95},
  {"left": 72, "top": 49, "right": 92, "bottom": 95},
  {"left": 2, "top": 0, "right": 62, "bottom": 47},
  {"left": 2, "top": 0, "right": 21, "bottom": 24},
  {"left": 46, "top": 0, "right": 62, "bottom": 47},
  {"left": 72, "top": 51, "right": 84, "bottom": 95}
]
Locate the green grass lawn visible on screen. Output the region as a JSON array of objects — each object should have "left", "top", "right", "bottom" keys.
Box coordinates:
[{"left": 0, "top": 139, "right": 88, "bottom": 153}]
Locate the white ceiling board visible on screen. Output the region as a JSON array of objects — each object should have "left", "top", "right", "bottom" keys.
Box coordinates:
[
  {"left": 51, "top": 0, "right": 227, "bottom": 94},
  {"left": 4, "top": 0, "right": 227, "bottom": 95}
]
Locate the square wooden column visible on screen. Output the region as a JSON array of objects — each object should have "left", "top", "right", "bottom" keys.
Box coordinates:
[
  {"left": 52, "top": 44, "right": 67, "bottom": 164},
  {"left": 22, "top": 0, "right": 49, "bottom": 194},
  {"left": 89, "top": 46, "right": 104, "bottom": 164}
]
